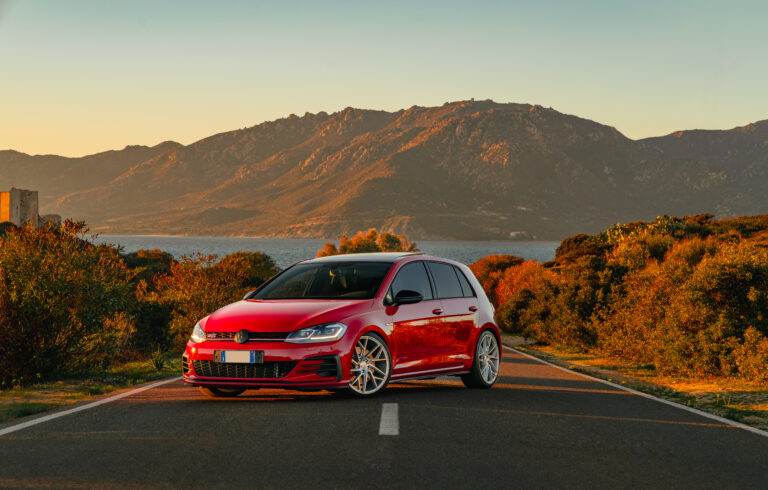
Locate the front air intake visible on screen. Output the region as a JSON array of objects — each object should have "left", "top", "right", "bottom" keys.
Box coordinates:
[{"left": 192, "top": 360, "right": 297, "bottom": 378}]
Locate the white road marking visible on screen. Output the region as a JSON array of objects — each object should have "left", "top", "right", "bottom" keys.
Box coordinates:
[
  {"left": 0, "top": 376, "right": 182, "bottom": 437},
  {"left": 503, "top": 345, "right": 768, "bottom": 439},
  {"left": 379, "top": 402, "right": 399, "bottom": 436}
]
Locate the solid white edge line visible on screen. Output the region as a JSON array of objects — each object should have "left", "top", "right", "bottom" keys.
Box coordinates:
[
  {"left": 503, "top": 346, "right": 768, "bottom": 439},
  {"left": 379, "top": 402, "right": 399, "bottom": 436},
  {"left": 0, "top": 376, "right": 182, "bottom": 437}
]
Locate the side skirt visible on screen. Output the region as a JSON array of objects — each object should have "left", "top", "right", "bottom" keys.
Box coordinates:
[{"left": 389, "top": 365, "right": 469, "bottom": 382}]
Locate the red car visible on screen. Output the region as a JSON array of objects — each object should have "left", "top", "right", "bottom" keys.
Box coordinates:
[{"left": 182, "top": 252, "right": 501, "bottom": 397}]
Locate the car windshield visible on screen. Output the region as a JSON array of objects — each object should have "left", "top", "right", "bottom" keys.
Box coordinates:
[{"left": 251, "top": 261, "right": 393, "bottom": 300}]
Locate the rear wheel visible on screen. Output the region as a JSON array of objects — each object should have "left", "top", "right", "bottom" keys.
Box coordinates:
[
  {"left": 198, "top": 387, "right": 246, "bottom": 398},
  {"left": 461, "top": 331, "right": 500, "bottom": 389},
  {"left": 348, "top": 333, "right": 391, "bottom": 397}
]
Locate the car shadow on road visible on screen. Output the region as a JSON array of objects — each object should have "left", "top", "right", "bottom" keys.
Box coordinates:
[{"left": 138, "top": 378, "right": 469, "bottom": 404}]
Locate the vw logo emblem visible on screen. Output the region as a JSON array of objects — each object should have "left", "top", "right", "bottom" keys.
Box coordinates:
[{"left": 234, "top": 329, "right": 249, "bottom": 344}]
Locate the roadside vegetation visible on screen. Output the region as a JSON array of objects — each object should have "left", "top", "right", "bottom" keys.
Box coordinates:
[
  {"left": 2, "top": 219, "right": 766, "bottom": 428},
  {"left": 472, "top": 214, "right": 768, "bottom": 385},
  {"left": 0, "top": 221, "right": 279, "bottom": 388}
]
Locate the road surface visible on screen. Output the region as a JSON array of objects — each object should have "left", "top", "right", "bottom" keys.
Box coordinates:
[{"left": 1, "top": 347, "right": 766, "bottom": 488}]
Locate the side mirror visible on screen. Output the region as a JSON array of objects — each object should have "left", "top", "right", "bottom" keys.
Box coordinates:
[{"left": 393, "top": 290, "right": 423, "bottom": 306}]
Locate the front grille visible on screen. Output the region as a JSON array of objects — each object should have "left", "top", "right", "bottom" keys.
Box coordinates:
[
  {"left": 182, "top": 355, "right": 190, "bottom": 374},
  {"left": 192, "top": 360, "right": 297, "bottom": 379},
  {"left": 295, "top": 356, "right": 340, "bottom": 379},
  {"left": 205, "top": 331, "right": 288, "bottom": 341}
]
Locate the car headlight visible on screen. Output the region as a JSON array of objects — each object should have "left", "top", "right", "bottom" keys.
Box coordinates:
[
  {"left": 285, "top": 322, "right": 347, "bottom": 343},
  {"left": 190, "top": 321, "right": 206, "bottom": 343}
]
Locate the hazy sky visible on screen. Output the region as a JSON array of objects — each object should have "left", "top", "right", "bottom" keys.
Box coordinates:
[{"left": 1, "top": 0, "right": 767, "bottom": 157}]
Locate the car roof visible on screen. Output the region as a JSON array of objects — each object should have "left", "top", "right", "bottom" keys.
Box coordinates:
[{"left": 301, "top": 252, "right": 422, "bottom": 264}]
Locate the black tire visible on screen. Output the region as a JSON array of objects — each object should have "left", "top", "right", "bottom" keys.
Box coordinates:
[
  {"left": 198, "top": 387, "right": 246, "bottom": 398},
  {"left": 461, "top": 330, "right": 500, "bottom": 389},
  {"left": 347, "top": 333, "right": 392, "bottom": 397}
]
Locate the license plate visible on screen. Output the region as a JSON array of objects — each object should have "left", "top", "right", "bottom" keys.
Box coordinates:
[{"left": 214, "top": 350, "right": 264, "bottom": 364}]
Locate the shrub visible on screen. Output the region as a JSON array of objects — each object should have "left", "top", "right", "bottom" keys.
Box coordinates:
[
  {"left": 468, "top": 254, "right": 524, "bottom": 306},
  {"left": 554, "top": 234, "right": 609, "bottom": 263},
  {"left": 152, "top": 253, "right": 255, "bottom": 349},
  {"left": 487, "top": 214, "right": 768, "bottom": 384},
  {"left": 0, "top": 221, "right": 17, "bottom": 237},
  {"left": 219, "top": 251, "right": 279, "bottom": 288},
  {"left": 0, "top": 222, "right": 136, "bottom": 384},
  {"left": 733, "top": 328, "right": 768, "bottom": 383},
  {"left": 149, "top": 346, "right": 167, "bottom": 372},
  {"left": 317, "top": 228, "right": 417, "bottom": 257},
  {"left": 609, "top": 231, "right": 674, "bottom": 271},
  {"left": 493, "top": 260, "right": 546, "bottom": 310},
  {"left": 123, "top": 249, "right": 174, "bottom": 286}
]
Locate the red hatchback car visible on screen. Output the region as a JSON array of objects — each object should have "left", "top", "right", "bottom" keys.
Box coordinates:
[{"left": 182, "top": 252, "right": 501, "bottom": 397}]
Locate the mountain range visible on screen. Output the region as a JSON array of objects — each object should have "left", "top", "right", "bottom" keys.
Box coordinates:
[{"left": 2, "top": 100, "right": 767, "bottom": 240}]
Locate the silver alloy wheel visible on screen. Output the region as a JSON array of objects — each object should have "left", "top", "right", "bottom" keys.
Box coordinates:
[
  {"left": 349, "top": 334, "right": 390, "bottom": 395},
  {"left": 477, "top": 331, "right": 500, "bottom": 384}
]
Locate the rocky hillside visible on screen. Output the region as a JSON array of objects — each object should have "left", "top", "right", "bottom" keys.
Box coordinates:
[
  {"left": 1, "top": 100, "right": 766, "bottom": 240},
  {"left": 640, "top": 121, "right": 768, "bottom": 217}
]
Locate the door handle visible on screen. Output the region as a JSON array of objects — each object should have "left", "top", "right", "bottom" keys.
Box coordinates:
[
  {"left": 432, "top": 308, "right": 443, "bottom": 315},
  {"left": 468, "top": 306, "right": 478, "bottom": 312}
]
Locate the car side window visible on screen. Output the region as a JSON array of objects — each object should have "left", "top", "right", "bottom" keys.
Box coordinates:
[
  {"left": 426, "top": 261, "right": 463, "bottom": 299},
  {"left": 386, "top": 262, "right": 433, "bottom": 303},
  {"left": 454, "top": 266, "right": 476, "bottom": 297}
]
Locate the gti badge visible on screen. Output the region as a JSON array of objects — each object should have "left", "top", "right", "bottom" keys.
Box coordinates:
[{"left": 234, "top": 329, "right": 249, "bottom": 344}]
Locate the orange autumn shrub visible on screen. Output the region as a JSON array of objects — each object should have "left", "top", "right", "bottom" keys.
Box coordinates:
[
  {"left": 317, "top": 228, "right": 418, "bottom": 257},
  {"left": 468, "top": 254, "right": 524, "bottom": 306},
  {"left": 493, "top": 260, "right": 547, "bottom": 308},
  {"left": 485, "top": 215, "right": 768, "bottom": 384}
]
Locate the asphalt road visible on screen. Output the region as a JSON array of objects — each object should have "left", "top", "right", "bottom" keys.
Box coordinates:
[{"left": 1, "top": 348, "right": 767, "bottom": 489}]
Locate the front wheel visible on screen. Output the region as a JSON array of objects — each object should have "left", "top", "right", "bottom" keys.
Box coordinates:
[
  {"left": 461, "top": 331, "right": 500, "bottom": 389},
  {"left": 348, "top": 333, "right": 391, "bottom": 397},
  {"left": 198, "top": 387, "right": 246, "bottom": 398}
]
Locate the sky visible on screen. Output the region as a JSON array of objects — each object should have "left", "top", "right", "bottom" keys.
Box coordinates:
[{"left": 1, "top": 0, "right": 767, "bottom": 157}]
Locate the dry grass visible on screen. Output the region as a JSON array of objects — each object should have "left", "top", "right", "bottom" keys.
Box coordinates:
[{"left": 0, "top": 356, "right": 180, "bottom": 424}]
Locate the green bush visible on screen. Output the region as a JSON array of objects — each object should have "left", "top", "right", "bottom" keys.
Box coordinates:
[
  {"left": 219, "top": 251, "right": 279, "bottom": 288},
  {"left": 0, "top": 223, "right": 281, "bottom": 386},
  {"left": 123, "top": 249, "right": 174, "bottom": 286},
  {"left": 0, "top": 222, "right": 136, "bottom": 384}
]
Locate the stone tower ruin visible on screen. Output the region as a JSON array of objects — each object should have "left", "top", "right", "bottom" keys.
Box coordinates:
[{"left": 0, "top": 188, "right": 39, "bottom": 227}]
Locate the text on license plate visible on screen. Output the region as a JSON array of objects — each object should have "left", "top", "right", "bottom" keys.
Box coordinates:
[{"left": 214, "top": 350, "right": 264, "bottom": 364}]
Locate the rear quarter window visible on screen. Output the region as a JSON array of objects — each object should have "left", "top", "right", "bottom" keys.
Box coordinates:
[
  {"left": 426, "top": 261, "right": 464, "bottom": 299},
  {"left": 454, "top": 266, "right": 476, "bottom": 297}
]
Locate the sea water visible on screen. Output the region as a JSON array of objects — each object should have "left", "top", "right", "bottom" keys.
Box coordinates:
[{"left": 92, "top": 235, "right": 559, "bottom": 268}]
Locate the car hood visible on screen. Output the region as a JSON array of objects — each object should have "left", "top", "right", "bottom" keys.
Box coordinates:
[{"left": 202, "top": 299, "right": 371, "bottom": 333}]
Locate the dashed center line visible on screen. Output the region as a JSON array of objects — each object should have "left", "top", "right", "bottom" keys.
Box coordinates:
[{"left": 379, "top": 403, "right": 399, "bottom": 436}]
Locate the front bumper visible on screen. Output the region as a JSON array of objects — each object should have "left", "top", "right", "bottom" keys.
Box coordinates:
[{"left": 182, "top": 339, "right": 351, "bottom": 390}]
